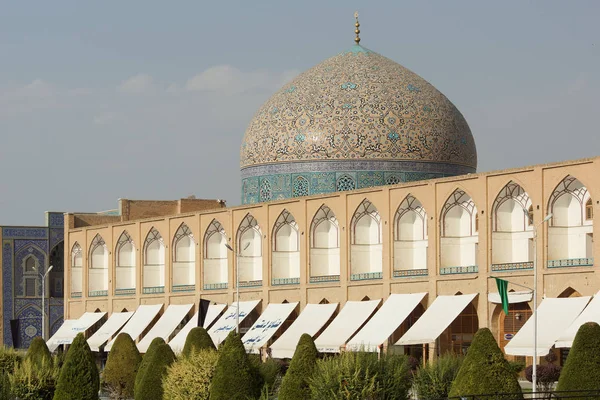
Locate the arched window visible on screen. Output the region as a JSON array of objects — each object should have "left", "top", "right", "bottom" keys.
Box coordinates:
[
  {"left": 440, "top": 189, "right": 478, "bottom": 274},
  {"left": 309, "top": 205, "right": 340, "bottom": 282},
  {"left": 393, "top": 195, "right": 428, "bottom": 275},
  {"left": 548, "top": 176, "right": 593, "bottom": 266},
  {"left": 23, "top": 257, "right": 38, "bottom": 297},
  {"left": 115, "top": 231, "right": 135, "bottom": 293},
  {"left": 173, "top": 223, "right": 195, "bottom": 290},
  {"left": 491, "top": 182, "right": 533, "bottom": 270},
  {"left": 237, "top": 214, "right": 263, "bottom": 286},
  {"left": 88, "top": 235, "right": 108, "bottom": 296},
  {"left": 24, "top": 257, "right": 36, "bottom": 273},
  {"left": 350, "top": 199, "right": 383, "bottom": 279},
  {"left": 71, "top": 243, "right": 83, "bottom": 297},
  {"left": 143, "top": 228, "right": 165, "bottom": 293},
  {"left": 272, "top": 210, "right": 300, "bottom": 285},
  {"left": 203, "top": 219, "right": 228, "bottom": 290}
]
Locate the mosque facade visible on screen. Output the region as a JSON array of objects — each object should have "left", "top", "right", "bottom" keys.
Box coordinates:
[{"left": 21, "top": 18, "right": 600, "bottom": 362}]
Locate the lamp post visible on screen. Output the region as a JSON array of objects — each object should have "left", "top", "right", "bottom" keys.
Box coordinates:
[
  {"left": 38, "top": 265, "right": 54, "bottom": 341},
  {"left": 225, "top": 243, "right": 249, "bottom": 334},
  {"left": 532, "top": 213, "right": 553, "bottom": 394}
]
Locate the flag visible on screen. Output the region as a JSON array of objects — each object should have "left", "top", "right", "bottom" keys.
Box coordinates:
[{"left": 495, "top": 277, "right": 509, "bottom": 315}]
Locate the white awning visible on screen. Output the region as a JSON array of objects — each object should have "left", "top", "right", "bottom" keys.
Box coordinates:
[
  {"left": 137, "top": 304, "right": 193, "bottom": 353},
  {"left": 243, "top": 302, "right": 299, "bottom": 354},
  {"left": 314, "top": 299, "right": 381, "bottom": 353},
  {"left": 347, "top": 293, "right": 426, "bottom": 352},
  {"left": 46, "top": 312, "right": 107, "bottom": 352},
  {"left": 556, "top": 292, "right": 600, "bottom": 348},
  {"left": 47, "top": 320, "right": 76, "bottom": 352},
  {"left": 104, "top": 304, "right": 163, "bottom": 351},
  {"left": 505, "top": 296, "right": 591, "bottom": 356},
  {"left": 209, "top": 300, "right": 261, "bottom": 346},
  {"left": 396, "top": 294, "right": 478, "bottom": 346},
  {"left": 488, "top": 291, "right": 532, "bottom": 304},
  {"left": 168, "top": 303, "right": 227, "bottom": 354},
  {"left": 270, "top": 303, "right": 338, "bottom": 359},
  {"left": 88, "top": 311, "right": 134, "bottom": 352}
]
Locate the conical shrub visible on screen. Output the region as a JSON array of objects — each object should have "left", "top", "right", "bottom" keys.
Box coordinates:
[
  {"left": 102, "top": 333, "right": 142, "bottom": 399},
  {"left": 449, "top": 328, "right": 522, "bottom": 399},
  {"left": 134, "top": 342, "right": 175, "bottom": 400},
  {"left": 181, "top": 327, "right": 215, "bottom": 357},
  {"left": 279, "top": 334, "right": 318, "bottom": 400},
  {"left": 53, "top": 333, "right": 99, "bottom": 400},
  {"left": 209, "top": 331, "right": 259, "bottom": 400},
  {"left": 26, "top": 337, "right": 52, "bottom": 368},
  {"left": 134, "top": 337, "right": 164, "bottom": 395},
  {"left": 556, "top": 322, "right": 600, "bottom": 391}
]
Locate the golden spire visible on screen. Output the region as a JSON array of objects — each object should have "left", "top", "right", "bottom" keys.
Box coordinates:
[{"left": 354, "top": 11, "right": 360, "bottom": 44}]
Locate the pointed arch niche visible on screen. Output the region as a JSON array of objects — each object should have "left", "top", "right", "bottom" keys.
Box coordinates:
[
  {"left": 143, "top": 228, "right": 165, "bottom": 294},
  {"left": 440, "top": 189, "right": 479, "bottom": 274},
  {"left": 309, "top": 205, "right": 340, "bottom": 283},
  {"left": 88, "top": 235, "right": 108, "bottom": 296},
  {"left": 237, "top": 214, "right": 263, "bottom": 287},
  {"left": 70, "top": 243, "right": 83, "bottom": 298},
  {"left": 172, "top": 223, "right": 196, "bottom": 291},
  {"left": 548, "top": 176, "right": 594, "bottom": 267},
  {"left": 203, "top": 219, "right": 228, "bottom": 290},
  {"left": 115, "top": 231, "right": 136, "bottom": 295},
  {"left": 271, "top": 210, "right": 300, "bottom": 285},
  {"left": 491, "top": 182, "right": 534, "bottom": 272},
  {"left": 393, "top": 195, "right": 428, "bottom": 277},
  {"left": 350, "top": 199, "right": 383, "bottom": 280}
]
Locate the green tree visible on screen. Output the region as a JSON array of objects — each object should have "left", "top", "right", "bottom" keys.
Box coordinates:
[
  {"left": 53, "top": 333, "right": 100, "bottom": 400},
  {"left": 102, "top": 333, "right": 142, "bottom": 399},
  {"left": 449, "top": 328, "right": 522, "bottom": 399},
  {"left": 134, "top": 337, "right": 164, "bottom": 395},
  {"left": 556, "top": 322, "right": 600, "bottom": 392},
  {"left": 134, "top": 341, "right": 175, "bottom": 400},
  {"left": 209, "top": 331, "right": 259, "bottom": 400},
  {"left": 162, "top": 349, "right": 218, "bottom": 400},
  {"left": 279, "top": 334, "right": 318, "bottom": 400},
  {"left": 412, "top": 353, "right": 463, "bottom": 400},
  {"left": 181, "top": 327, "right": 215, "bottom": 357},
  {"left": 25, "top": 337, "right": 52, "bottom": 368}
]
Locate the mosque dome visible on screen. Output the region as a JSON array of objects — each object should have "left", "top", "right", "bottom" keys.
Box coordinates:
[{"left": 240, "top": 29, "right": 476, "bottom": 204}]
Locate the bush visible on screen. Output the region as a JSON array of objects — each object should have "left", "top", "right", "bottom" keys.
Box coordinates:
[
  {"left": 134, "top": 337, "right": 165, "bottom": 395},
  {"left": 134, "top": 342, "right": 175, "bottom": 400},
  {"left": 449, "top": 328, "right": 522, "bottom": 399},
  {"left": 279, "top": 334, "right": 318, "bottom": 400},
  {"left": 162, "top": 349, "right": 218, "bottom": 400},
  {"left": 181, "top": 327, "right": 215, "bottom": 357},
  {"left": 102, "top": 333, "right": 142, "bottom": 399},
  {"left": 0, "top": 346, "right": 22, "bottom": 400},
  {"left": 309, "top": 351, "right": 411, "bottom": 400},
  {"left": 412, "top": 353, "right": 463, "bottom": 400},
  {"left": 508, "top": 360, "right": 526, "bottom": 377},
  {"left": 210, "top": 331, "right": 259, "bottom": 400},
  {"left": 53, "top": 333, "right": 100, "bottom": 400},
  {"left": 556, "top": 322, "right": 600, "bottom": 392},
  {"left": 26, "top": 337, "right": 52, "bottom": 368},
  {"left": 258, "top": 357, "right": 283, "bottom": 395},
  {"left": 524, "top": 352, "right": 561, "bottom": 393},
  {"left": 9, "top": 357, "right": 59, "bottom": 400}
]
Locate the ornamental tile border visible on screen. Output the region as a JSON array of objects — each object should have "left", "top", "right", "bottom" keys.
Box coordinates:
[
  {"left": 71, "top": 292, "right": 82, "bottom": 298},
  {"left": 172, "top": 284, "right": 195, "bottom": 293},
  {"left": 439, "top": 265, "right": 478, "bottom": 275},
  {"left": 491, "top": 262, "right": 534, "bottom": 272},
  {"left": 547, "top": 258, "right": 594, "bottom": 268},
  {"left": 350, "top": 271, "right": 383, "bottom": 281},
  {"left": 309, "top": 275, "right": 340, "bottom": 283},
  {"left": 393, "top": 269, "right": 428, "bottom": 278},
  {"left": 88, "top": 290, "right": 108, "bottom": 297},
  {"left": 142, "top": 286, "right": 165, "bottom": 294},
  {"left": 115, "top": 288, "right": 136, "bottom": 296},
  {"left": 272, "top": 277, "right": 300, "bottom": 286},
  {"left": 239, "top": 280, "right": 262, "bottom": 288},
  {"left": 203, "top": 283, "right": 228, "bottom": 290}
]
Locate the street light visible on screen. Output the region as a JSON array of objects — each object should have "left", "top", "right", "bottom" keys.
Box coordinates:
[
  {"left": 35, "top": 265, "right": 54, "bottom": 341},
  {"left": 225, "top": 242, "right": 250, "bottom": 334},
  {"left": 531, "top": 212, "right": 552, "bottom": 394}
]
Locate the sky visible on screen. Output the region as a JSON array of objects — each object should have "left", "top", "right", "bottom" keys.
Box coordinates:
[{"left": 0, "top": 1, "right": 599, "bottom": 226}]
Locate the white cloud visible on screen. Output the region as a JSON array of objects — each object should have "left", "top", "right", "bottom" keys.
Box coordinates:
[
  {"left": 16, "top": 79, "right": 55, "bottom": 97},
  {"left": 117, "top": 73, "right": 155, "bottom": 93}
]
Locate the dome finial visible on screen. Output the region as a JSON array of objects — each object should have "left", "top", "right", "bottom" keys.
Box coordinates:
[{"left": 354, "top": 11, "right": 360, "bottom": 44}]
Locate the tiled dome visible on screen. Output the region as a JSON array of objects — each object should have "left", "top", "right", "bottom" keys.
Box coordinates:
[{"left": 240, "top": 44, "right": 477, "bottom": 204}]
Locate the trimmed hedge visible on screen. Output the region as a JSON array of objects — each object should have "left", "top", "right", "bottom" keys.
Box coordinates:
[
  {"left": 181, "top": 327, "right": 215, "bottom": 357},
  {"left": 209, "top": 331, "right": 259, "bottom": 400},
  {"left": 134, "top": 342, "right": 175, "bottom": 400},
  {"left": 26, "top": 337, "right": 52, "bottom": 368},
  {"left": 556, "top": 322, "right": 600, "bottom": 391},
  {"left": 134, "top": 337, "right": 165, "bottom": 395},
  {"left": 9, "top": 358, "right": 59, "bottom": 400},
  {"left": 449, "top": 328, "right": 522, "bottom": 399},
  {"left": 279, "top": 334, "right": 318, "bottom": 400},
  {"left": 102, "top": 333, "right": 142, "bottom": 399},
  {"left": 53, "top": 333, "right": 99, "bottom": 400},
  {"left": 162, "top": 349, "right": 218, "bottom": 400}
]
